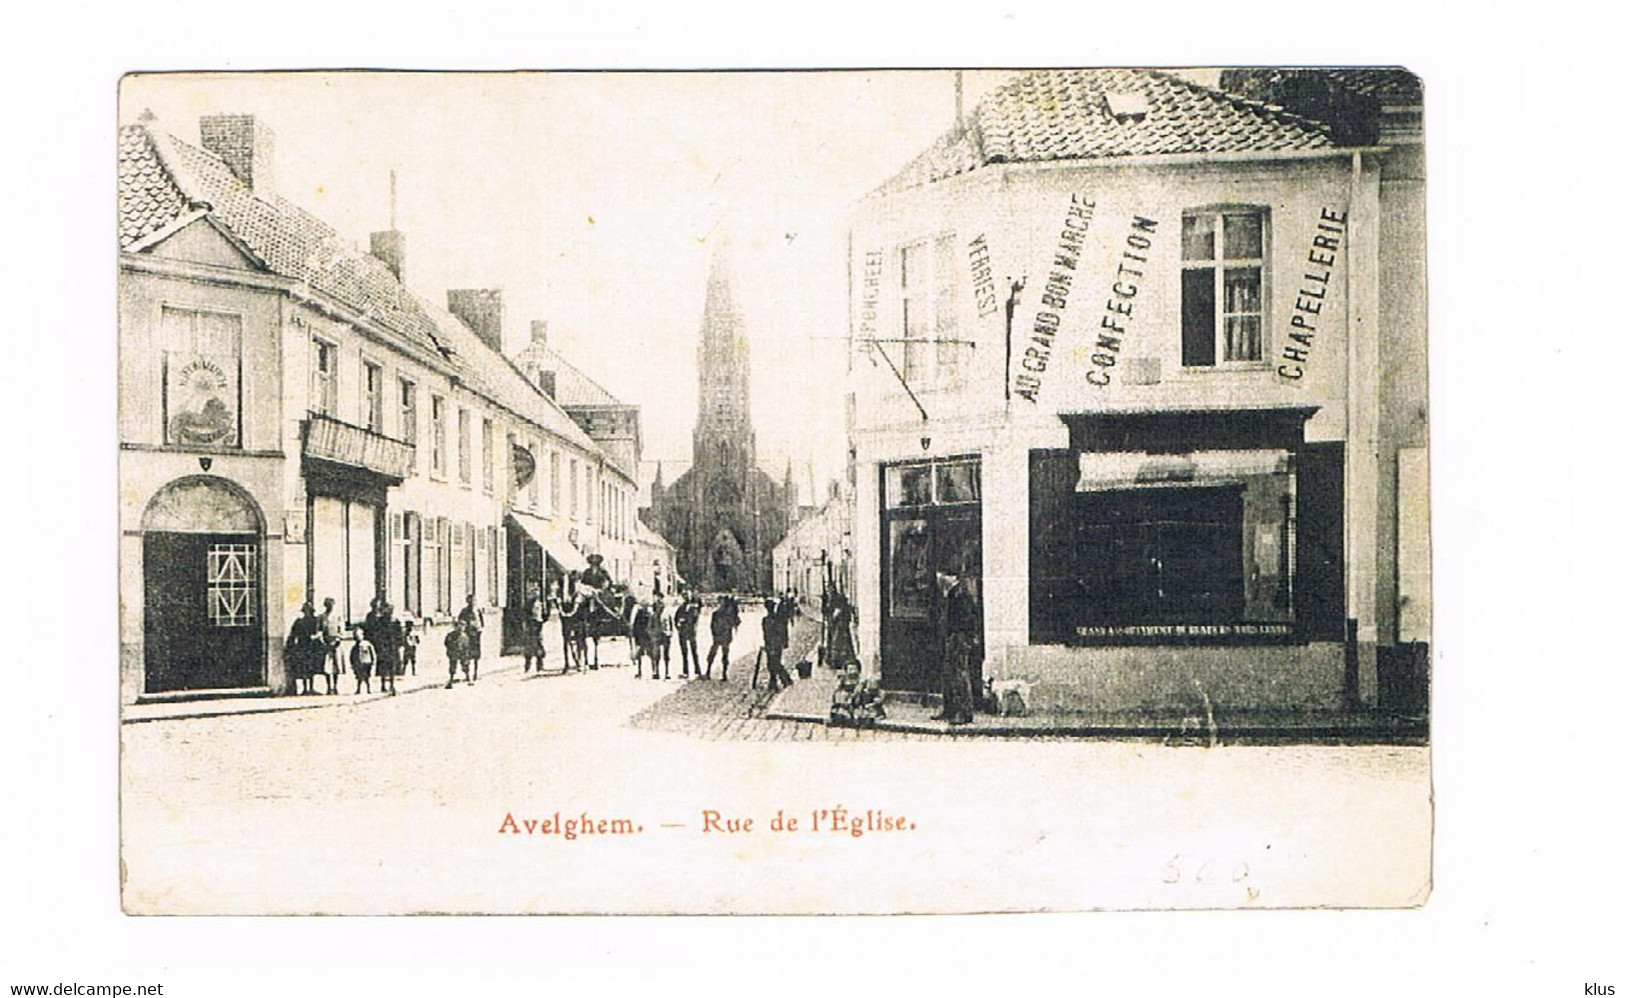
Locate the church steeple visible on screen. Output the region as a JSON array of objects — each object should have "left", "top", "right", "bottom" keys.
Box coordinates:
[{"left": 694, "top": 235, "right": 754, "bottom": 470}]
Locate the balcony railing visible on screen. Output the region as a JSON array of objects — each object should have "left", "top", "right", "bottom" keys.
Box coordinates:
[{"left": 303, "top": 412, "right": 415, "bottom": 482}]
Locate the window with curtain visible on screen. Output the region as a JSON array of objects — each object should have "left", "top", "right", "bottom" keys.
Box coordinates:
[{"left": 1182, "top": 208, "right": 1266, "bottom": 366}]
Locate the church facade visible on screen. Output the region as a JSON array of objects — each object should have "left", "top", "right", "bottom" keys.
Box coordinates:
[{"left": 649, "top": 245, "right": 795, "bottom": 594}]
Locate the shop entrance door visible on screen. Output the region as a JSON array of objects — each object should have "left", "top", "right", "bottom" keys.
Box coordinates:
[
  {"left": 143, "top": 532, "right": 264, "bottom": 692},
  {"left": 879, "top": 457, "right": 983, "bottom": 694}
]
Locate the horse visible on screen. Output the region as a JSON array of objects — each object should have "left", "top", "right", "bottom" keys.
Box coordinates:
[{"left": 558, "top": 588, "right": 635, "bottom": 671}]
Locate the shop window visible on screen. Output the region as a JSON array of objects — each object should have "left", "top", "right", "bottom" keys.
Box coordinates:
[
  {"left": 1076, "top": 487, "right": 1245, "bottom": 624},
  {"left": 1029, "top": 446, "right": 1299, "bottom": 643},
  {"left": 1182, "top": 208, "right": 1266, "bottom": 366},
  {"left": 884, "top": 457, "right": 979, "bottom": 508}
]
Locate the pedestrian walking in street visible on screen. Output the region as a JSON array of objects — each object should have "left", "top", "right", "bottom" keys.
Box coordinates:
[
  {"left": 522, "top": 584, "right": 548, "bottom": 674},
  {"left": 458, "top": 594, "right": 485, "bottom": 683},
  {"left": 674, "top": 590, "right": 701, "bottom": 678},
  {"left": 761, "top": 598, "right": 794, "bottom": 693},
  {"left": 630, "top": 597, "right": 654, "bottom": 679},
  {"left": 444, "top": 619, "right": 472, "bottom": 687},
  {"left": 349, "top": 626, "right": 376, "bottom": 695},
  {"left": 706, "top": 595, "right": 740, "bottom": 681},
  {"left": 317, "top": 596, "right": 342, "bottom": 694},
  {"left": 285, "top": 602, "right": 325, "bottom": 696},
  {"left": 648, "top": 596, "right": 672, "bottom": 680}
]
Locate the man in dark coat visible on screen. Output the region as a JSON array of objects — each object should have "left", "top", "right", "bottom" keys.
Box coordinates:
[
  {"left": 931, "top": 568, "right": 981, "bottom": 726},
  {"left": 673, "top": 591, "right": 702, "bottom": 678},
  {"left": 522, "top": 584, "right": 549, "bottom": 673},
  {"left": 705, "top": 596, "right": 740, "bottom": 681},
  {"left": 761, "top": 598, "right": 794, "bottom": 693}
]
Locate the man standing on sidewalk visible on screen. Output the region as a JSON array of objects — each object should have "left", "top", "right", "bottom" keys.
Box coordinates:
[
  {"left": 932, "top": 566, "right": 980, "bottom": 726},
  {"left": 673, "top": 590, "right": 702, "bottom": 678}
]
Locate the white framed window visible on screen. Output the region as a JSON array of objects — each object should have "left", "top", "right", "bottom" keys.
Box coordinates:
[
  {"left": 1181, "top": 208, "right": 1267, "bottom": 366},
  {"left": 430, "top": 395, "right": 447, "bottom": 477},
  {"left": 311, "top": 337, "right": 338, "bottom": 416},
  {"left": 398, "top": 378, "right": 418, "bottom": 470},
  {"left": 457, "top": 408, "right": 473, "bottom": 485},
  {"left": 896, "top": 234, "right": 962, "bottom": 386},
  {"left": 361, "top": 359, "right": 383, "bottom": 432}
]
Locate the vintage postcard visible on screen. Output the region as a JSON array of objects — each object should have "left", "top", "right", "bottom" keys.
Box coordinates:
[{"left": 117, "top": 68, "right": 1431, "bottom": 914}]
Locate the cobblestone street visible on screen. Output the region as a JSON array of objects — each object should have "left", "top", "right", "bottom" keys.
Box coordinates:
[{"left": 119, "top": 602, "right": 1430, "bottom": 914}]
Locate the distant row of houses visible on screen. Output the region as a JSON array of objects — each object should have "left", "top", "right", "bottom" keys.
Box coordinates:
[{"left": 119, "top": 111, "right": 674, "bottom": 703}]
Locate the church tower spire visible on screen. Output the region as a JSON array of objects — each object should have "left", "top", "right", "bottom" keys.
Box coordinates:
[{"left": 694, "top": 235, "right": 755, "bottom": 470}]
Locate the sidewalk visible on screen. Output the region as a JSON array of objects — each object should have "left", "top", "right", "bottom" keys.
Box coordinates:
[
  {"left": 763, "top": 625, "right": 1427, "bottom": 743},
  {"left": 122, "top": 620, "right": 618, "bottom": 724}
]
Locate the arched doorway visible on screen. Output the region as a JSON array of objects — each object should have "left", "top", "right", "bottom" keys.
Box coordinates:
[{"left": 142, "top": 476, "right": 266, "bottom": 693}]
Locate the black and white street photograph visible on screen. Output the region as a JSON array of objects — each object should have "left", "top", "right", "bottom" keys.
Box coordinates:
[
  {"left": 112, "top": 67, "right": 1433, "bottom": 914},
  {"left": 7, "top": 0, "right": 1625, "bottom": 988}
]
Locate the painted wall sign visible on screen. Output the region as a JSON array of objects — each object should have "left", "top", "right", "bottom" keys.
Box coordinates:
[{"left": 165, "top": 353, "right": 239, "bottom": 446}]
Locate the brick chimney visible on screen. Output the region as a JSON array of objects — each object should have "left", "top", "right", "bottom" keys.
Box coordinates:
[
  {"left": 447, "top": 289, "right": 504, "bottom": 353},
  {"left": 536, "top": 370, "right": 557, "bottom": 399},
  {"left": 369, "top": 170, "right": 406, "bottom": 282},
  {"left": 370, "top": 230, "right": 406, "bottom": 282},
  {"left": 199, "top": 114, "right": 275, "bottom": 194},
  {"left": 530, "top": 320, "right": 549, "bottom": 349}
]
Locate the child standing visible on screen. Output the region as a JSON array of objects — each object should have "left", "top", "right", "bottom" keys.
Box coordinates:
[
  {"left": 401, "top": 619, "right": 420, "bottom": 676},
  {"left": 349, "top": 627, "right": 376, "bottom": 694},
  {"left": 444, "top": 619, "right": 469, "bottom": 688}
]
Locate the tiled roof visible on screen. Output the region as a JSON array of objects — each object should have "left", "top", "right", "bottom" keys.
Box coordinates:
[
  {"left": 119, "top": 115, "right": 601, "bottom": 459},
  {"left": 1222, "top": 68, "right": 1422, "bottom": 106},
  {"left": 120, "top": 120, "right": 446, "bottom": 358},
  {"left": 415, "top": 301, "right": 601, "bottom": 456},
  {"left": 514, "top": 342, "right": 625, "bottom": 409},
  {"left": 874, "top": 68, "right": 1334, "bottom": 196}
]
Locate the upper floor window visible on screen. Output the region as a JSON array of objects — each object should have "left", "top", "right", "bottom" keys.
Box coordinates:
[
  {"left": 569, "top": 459, "right": 580, "bottom": 521},
  {"left": 897, "top": 234, "right": 963, "bottom": 386},
  {"left": 482, "top": 419, "right": 495, "bottom": 493},
  {"left": 457, "top": 408, "right": 473, "bottom": 484},
  {"left": 361, "top": 360, "right": 383, "bottom": 432},
  {"left": 430, "top": 395, "right": 447, "bottom": 477},
  {"left": 162, "top": 306, "right": 242, "bottom": 448},
  {"left": 549, "top": 451, "right": 561, "bottom": 513},
  {"left": 1182, "top": 208, "right": 1267, "bottom": 366},
  {"left": 398, "top": 378, "right": 418, "bottom": 455},
  {"left": 311, "top": 337, "right": 338, "bottom": 416}
]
